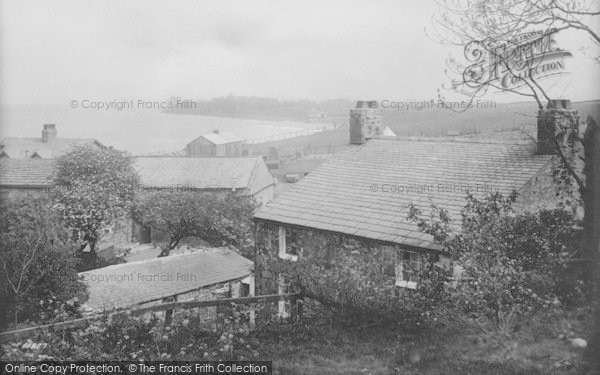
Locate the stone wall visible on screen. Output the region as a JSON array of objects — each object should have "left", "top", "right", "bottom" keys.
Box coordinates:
[
  {"left": 516, "top": 157, "right": 564, "bottom": 211},
  {"left": 253, "top": 222, "right": 426, "bottom": 298}
]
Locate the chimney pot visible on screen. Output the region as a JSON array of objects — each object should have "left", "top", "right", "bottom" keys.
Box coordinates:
[
  {"left": 537, "top": 99, "right": 577, "bottom": 154},
  {"left": 41, "top": 124, "right": 57, "bottom": 143},
  {"left": 349, "top": 100, "right": 382, "bottom": 145},
  {"left": 547, "top": 99, "right": 572, "bottom": 110}
]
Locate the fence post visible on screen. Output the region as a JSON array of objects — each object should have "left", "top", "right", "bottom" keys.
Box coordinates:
[
  {"left": 289, "top": 293, "right": 297, "bottom": 323},
  {"left": 297, "top": 293, "right": 304, "bottom": 321},
  {"left": 163, "top": 295, "right": 176, "bottom": 326}
]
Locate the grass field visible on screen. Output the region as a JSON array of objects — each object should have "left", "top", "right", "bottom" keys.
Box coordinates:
[{"left": 254, "top": 308, "right": 592, "bottom": 375}]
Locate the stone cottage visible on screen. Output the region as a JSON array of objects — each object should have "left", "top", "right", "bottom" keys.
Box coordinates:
[{"left": 253, "top": 100, "right": 568, "bottom": 315}]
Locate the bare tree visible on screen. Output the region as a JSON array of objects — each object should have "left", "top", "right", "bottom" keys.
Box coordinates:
[{"left": 432, "top": 0, "right": 599, "bottom": 198}]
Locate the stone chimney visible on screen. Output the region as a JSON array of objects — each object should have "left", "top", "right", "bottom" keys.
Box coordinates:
[
  {"left": 537, "top": 99, "right": 577, "bottom": 154},
  {"left": 41, "top": 124, "right": 57, "bottom": 143},
  {"left": 349, "top": 100, "right": 382, "bottom": 145}
]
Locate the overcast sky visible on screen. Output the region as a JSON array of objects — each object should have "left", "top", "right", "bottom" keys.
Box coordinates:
[{"left": 1, "top": 0, "right": 599, "bottom": 106}]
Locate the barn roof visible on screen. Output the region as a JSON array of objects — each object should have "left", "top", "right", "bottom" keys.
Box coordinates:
[
  {"left": 79, "top": 248, "right": 253, "bottom": 311},
  {"left": 0, "top": 159, "right": 56, "bottom": 187},
  {"left": 0, "top": 137, "right": 103, "bottom": 159},
  {"left": 134, "top": 156, "right": 267, "bottom": 190},
  {"left": 191, "top": 132, "right": 242, "bottom": 145}
]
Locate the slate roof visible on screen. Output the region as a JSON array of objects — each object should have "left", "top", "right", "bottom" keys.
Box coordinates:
[
  {"left": 0, "top": 137, "right": 103, "bottom": 159},
  {"left": 134, "top": 156, "right": 266, "bottom": 190},
  {"left": 254, "top": 138, "right": 553, "bottom": 251},
  {"left": 79, "top": 248, "right": 253, "bottom": 311},
  {"left": 194, "top": 132, "right": 242, "bottom": 145},
  {"left": 0, "top": 159, "right": 56, "bottom": 187},
  {"left": 281, "top": 158, "right": 326, "bottom": 175}
]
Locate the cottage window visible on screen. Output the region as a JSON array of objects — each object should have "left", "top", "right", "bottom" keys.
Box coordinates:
[
  {"left": 278, "top": 226, "right": 298, "bottom": 261},
  {"left": 395, "top": 250, "right": 422, "bottom": 289}
]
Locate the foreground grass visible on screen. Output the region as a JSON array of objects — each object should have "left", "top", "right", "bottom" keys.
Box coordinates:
[{"left": 254, "top": 313, "right": 589, "bottom": 375}]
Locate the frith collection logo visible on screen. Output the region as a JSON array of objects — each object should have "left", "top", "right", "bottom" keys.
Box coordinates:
[{"left": 461, "top": 29, "right": 572, "bottom": 91}]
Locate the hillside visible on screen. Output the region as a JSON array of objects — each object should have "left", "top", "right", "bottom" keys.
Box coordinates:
[{"left": 248, "top": 100, "right": 600, "bottom": 155}]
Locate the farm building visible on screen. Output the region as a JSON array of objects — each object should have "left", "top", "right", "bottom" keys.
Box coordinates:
[
  {"left": 185, "top": 130, "right": 242, "bottom": 157},
  {"left": 79, "top": 248, "right": 254, "bottom": 322}
]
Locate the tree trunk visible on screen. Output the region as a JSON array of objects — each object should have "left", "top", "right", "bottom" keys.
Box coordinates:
[{"left": 583, "top": 116, "right": 600, "bottom": 371}]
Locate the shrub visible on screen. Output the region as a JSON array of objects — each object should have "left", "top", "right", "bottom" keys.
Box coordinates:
[
  {"left": 408, "top": 192, "right": 584, "bottom": 333},
  {"left": 1, "top": 304, "right": 257, "bottom": 361},
  {"left": 0, "top": 197, "right": 87, "bottom": 329}
]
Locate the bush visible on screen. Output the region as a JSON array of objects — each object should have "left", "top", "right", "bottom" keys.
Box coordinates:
[
  {"left": 1, "top": 305, "right": 257, "bottom": 361},
  {"left": 0, "top": 197, "right": 87, "bottom": 329},
  {"left": 409, "top": 192, "right": 585, "bottom": 333}
]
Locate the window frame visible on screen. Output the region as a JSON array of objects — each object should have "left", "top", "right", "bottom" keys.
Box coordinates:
[
  {"left": 278, "top": 226, "right": 298, "bottom": 261},
  {"left": 395, "top": 250, "right": 422, "bottom": 289}
]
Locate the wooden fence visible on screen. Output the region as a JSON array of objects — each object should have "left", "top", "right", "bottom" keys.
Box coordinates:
[{"left": 0, "top": 292, "right": 302, "bottom": 343}]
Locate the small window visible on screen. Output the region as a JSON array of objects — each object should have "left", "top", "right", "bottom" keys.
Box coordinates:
[
  {"left": 395, "top": 250, "right": 422, "bottom": 289},
  {"left": 278, "top": 226, "right": 298, "bottom": 261}
]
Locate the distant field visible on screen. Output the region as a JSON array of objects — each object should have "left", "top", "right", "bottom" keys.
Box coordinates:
[
  {"left": 251, "top": 100, "right": 600, "bottom": 155},
  {"left": 383, "top": 100, "right": 600, "bottom": 137}
]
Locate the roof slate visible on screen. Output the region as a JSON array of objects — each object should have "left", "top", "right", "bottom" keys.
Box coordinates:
[
  {"left": 0, "top": 137, "right": 103, "bottom": 159},
  {"left": 198, "top": 132, "right": 242, "bottom": 145},
  {"left": 254, "top": 138, "right": 553, "bottom": 250},
  {"left": 0, "top": 159, "right": 56, "bottom": 187},
  {"left": 79, "top": 248, "right": 253, "bottom": 311},
  {"left": 135, "top": 156, "right": 262, "bottom": 189}
]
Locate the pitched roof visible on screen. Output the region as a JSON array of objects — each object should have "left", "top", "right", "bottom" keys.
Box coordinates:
[
  {"left": 134, "top": 156, "right": 264, "bottom": 190},
  {"left": 0, "top": 159, "right": 56, "bottom": 187},
  {"left": 194, "top": 132, "right": 242, "bottom": 145},
  {"left": 382, "top": 127, "right": 396, "bottom": 137},
  {"left": 79, "top": 248, "right": 253, "bottom": 311},
  {"left": 138, "top": 149, "right": 188, "bottom": 157},
  {"left": 0, "top": 137, "right": 103, "bottom": 159},
  {"left": 280, "top": 158, "right": 326, "bottom": 175},
  {"left": 254, "top": 138, "right": 553, "bottom": 251}
]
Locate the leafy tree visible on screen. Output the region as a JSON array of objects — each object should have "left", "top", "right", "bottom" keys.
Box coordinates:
[
  {"left": 53, "top": 145, "right": 138, "bottom": 269},
  {"left": 408, "top": 192, "right": 583, "bottom": 333},
  {"left": 0, "top": 198, "right": 87, "bottom": 329},
  {"left": 133, "top": 191, "right": 256, "bottom": 257}
]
